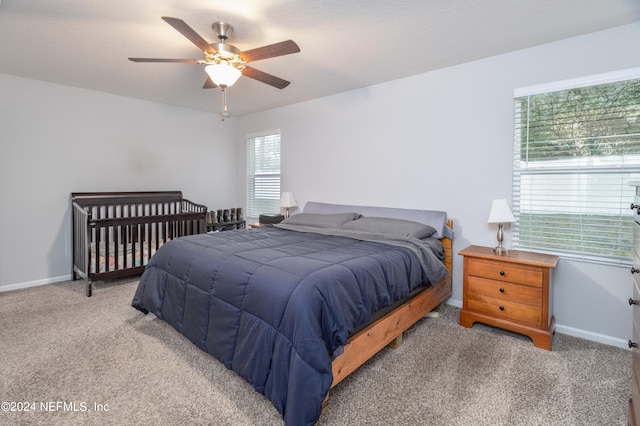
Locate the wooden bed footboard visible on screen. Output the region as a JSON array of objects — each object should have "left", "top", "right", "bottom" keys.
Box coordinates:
[
  {"left": 71, "top": 191, "right": 207, "bottom": 297},
  {"left": 331, "top": 219, "right": 453, "bottom": 388}
]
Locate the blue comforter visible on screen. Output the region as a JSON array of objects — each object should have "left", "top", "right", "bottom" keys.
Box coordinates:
[{"left": 131, "top": 225, "right": 449, "bottom": 425}]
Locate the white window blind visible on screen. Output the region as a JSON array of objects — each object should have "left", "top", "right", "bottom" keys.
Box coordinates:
[
  {"left": 513, "top": 69, "right": 640, "bottom": 265},
  {"left": 247, "top": 131, "right": 281, "bottom": 218}
]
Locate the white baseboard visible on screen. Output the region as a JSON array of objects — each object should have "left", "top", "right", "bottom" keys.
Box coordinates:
[
  {"left": 0, "top": 275, "right": 72, "bottom": 293},
  {"left": 444, "top": 298, "right": 628, "bottom": 350},
  {"left": 554, "top": 324, "right": 629, "bottom": 350},
  {"left": 446, "top": 298, "right": 462, "bottom": 309}
]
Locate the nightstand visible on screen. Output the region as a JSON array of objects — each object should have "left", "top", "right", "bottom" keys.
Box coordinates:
[{"left": 458, "top": 245, "right": 559, "bottom": 350}]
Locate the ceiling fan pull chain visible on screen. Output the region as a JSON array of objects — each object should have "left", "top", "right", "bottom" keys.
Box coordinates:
[
  {"left": 220, "top": 88, "right": 229, "bottom": 121},
  {"left": 220, "top": 89, "right": 225, "bottom": 121}
]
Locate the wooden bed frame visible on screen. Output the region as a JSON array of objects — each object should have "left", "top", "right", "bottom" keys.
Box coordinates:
[
  {"left": 331, "top": 219, "right": 453, "bottom": 388},
  {"left": 71, "top": 191, "right": 208, "bottom": 297}
]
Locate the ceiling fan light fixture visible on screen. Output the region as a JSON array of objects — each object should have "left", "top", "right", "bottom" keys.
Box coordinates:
[{"left": 205, "top": 62, "right": 242, "bottom": 88}]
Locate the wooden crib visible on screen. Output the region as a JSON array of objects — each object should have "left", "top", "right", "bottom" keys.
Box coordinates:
[{"left": 71, "top": 191, "right": 208, "bottom": 296}]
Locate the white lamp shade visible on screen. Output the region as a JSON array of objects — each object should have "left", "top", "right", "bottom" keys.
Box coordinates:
[
  {"left": 487, "top": 199, "right": 515, "bottom": 223},
  {"left": 205, "top": 63, "right": 242, "bottom": 87},
  {"left": 279, "top": 192, "right": 297, "bottom": 208}
]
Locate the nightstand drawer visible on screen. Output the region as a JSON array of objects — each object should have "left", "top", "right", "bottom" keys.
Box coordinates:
[
  {"left": 634, "top": 277, "right": 640, "bottom": 332},
  {"left": 467, "top": 258, "right": 543, "bottom": 288},
  {"left": 633, "top": 322, "right": 640, "bottom": 396},
  {"left": 634, "top": 215, "right": 640, "bottom": 259},
  {"left": 467, "top": 295, "right": 542, "bottom": 326},
  {"left": 634, "top": 256, "right": 640, "bottom": 301},
  {"left": 467, "top": 276, "right": 542, "bottom": 307}
]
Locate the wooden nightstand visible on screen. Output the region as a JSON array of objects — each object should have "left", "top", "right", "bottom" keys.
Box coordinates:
[{"left": 458, "top": 245, "right": 559, "bottom": 350}]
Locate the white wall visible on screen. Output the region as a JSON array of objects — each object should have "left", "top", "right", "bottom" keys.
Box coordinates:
[
  {"left": 0, "top": 74, "right": 237, "bottom": 290},
  {"left": 236, "top": 23, "right": 640, "bottom": 347}
]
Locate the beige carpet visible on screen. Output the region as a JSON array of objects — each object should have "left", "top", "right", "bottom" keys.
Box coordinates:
[{"left": 0, "top": 279, "right": 631, "bottom": 425}]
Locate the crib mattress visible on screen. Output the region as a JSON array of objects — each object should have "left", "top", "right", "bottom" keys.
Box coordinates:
[{"left": 90, "top": 241, "right": 162, "bottom": 274}]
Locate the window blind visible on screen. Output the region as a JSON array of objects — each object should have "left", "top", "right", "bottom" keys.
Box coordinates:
[
  {"left": 247, "top": 132, "right": 281, "bottom": 218},
  {"left": 513, "top": 71, "right": 640, "bottom": 265}
]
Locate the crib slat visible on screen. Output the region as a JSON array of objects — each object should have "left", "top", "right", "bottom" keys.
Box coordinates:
[
  {"left": 104, "top": 234, "right": 110, "bottom": 273},
  {"left": 129, "top": 205, "right": 132, "bottom": 252},
  {"left": 93, "top": 223, "right": 100, "bottom": 276},
  {"left": 155, "top": 219, "right": 160, "bottom": 252},
  {"left": 145, "top": 220, "right": 151, "bottom": 267},
  {"left": 131, "top": 205, "right": 136, "bottom": 269},
  {"left": 128, "top": 226, "right": 132, "bottom": 268},
  {"left": 114, "top": 225, "right": 120, "bottom": 271}
]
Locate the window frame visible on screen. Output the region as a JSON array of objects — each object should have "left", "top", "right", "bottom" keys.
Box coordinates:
[{"left": 246, "top": 130, "right": 281, "bottom": 220}]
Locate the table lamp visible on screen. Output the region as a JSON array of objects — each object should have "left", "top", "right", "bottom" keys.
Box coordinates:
[
  {"left": 487, "top": 199, "right": 516, "bottom": 255},
  {"left": 280, "top": 192, "right": 297, "bottom": 218}
]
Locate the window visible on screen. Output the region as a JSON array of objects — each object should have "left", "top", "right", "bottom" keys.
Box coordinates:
[
  {"left": 513, "top": 68, "right": 640, "bottom": 265},
  {"left": 247, "top": 131, "right": 281, "bottom": 218}
]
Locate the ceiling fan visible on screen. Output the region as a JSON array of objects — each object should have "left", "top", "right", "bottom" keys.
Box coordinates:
[{"left": 129, "top": 17, "right": 300, "bottom": 118}]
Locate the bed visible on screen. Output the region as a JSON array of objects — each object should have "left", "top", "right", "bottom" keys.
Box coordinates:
[
  {"left": 131, "top": 201, "right": 453, "bottom": 425},
  {"left": 71, "top": 191, "right": 208, "bottom": 297}
]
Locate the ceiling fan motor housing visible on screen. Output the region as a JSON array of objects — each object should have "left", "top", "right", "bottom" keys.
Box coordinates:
[
  {"left": 210, "top": 43, "right": 240, "bottom": 57},
  {"left": 210, "top": 21, "right": 239, "bottom": 58},
  {"left": 212, "top": 21, "right": 233, "bottom": 40}
]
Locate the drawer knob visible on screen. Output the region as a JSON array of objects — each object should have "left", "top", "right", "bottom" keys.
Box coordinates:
[
  {"left": 499, "top": 271, "right": 505, "bottom": 276},
  {"left": 630, "top": 340, "right": 638, "bottom": 349},
  {"left": 630, "top": 298, "right": 639, "bottom": 306},
  {"left": 499, "top": 287, "right": 505, "bottom": 293},
  {"left": 499, "top": 305, "right": 505, "bottom": 311},
  {"left": 632, "top": 267, "right": 640, "bottom": 275}
]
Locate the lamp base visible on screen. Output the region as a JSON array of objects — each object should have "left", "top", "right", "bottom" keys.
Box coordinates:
[
  {"left": 493, "top": 245, "right": 508, "bottom": 255},
  {"left": 493, "top": 223, "right": 508, "bottom": 255}
]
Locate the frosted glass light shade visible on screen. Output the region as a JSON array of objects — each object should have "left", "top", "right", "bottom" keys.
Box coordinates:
[
  {"left": 487, "top": 199, "right": 515, "bottom": 224},
  {"left": 205, "top": 63, "right": 242, "bottom": 87}
]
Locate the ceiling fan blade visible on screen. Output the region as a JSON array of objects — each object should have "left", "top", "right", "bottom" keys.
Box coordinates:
[
  {"left": 161, "top": 16, "right": 216, "bottom": 54},
  {"left": 203, "top": 76, "right": 218, "bottom": 89},
  {"left": 240, "top": 40, "right": 300, "bottom": 62},
  {"left": 243, "top": 66, "right": 290, "bottom": 89},
  {"left": 128, "top": 58, "right": 200, "bottom": 63}
]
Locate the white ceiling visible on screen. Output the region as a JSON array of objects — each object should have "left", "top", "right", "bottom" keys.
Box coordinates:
[{"left": 1, "top": 0, "right": 639, "bottom": 117}]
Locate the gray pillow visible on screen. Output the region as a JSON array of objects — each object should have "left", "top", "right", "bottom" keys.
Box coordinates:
[
  {"left": 340, "top": 217, "right": 437, "bottom": 239},
  {"left": 281, "top": 212, "right": 361, "bottom": 228}
]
